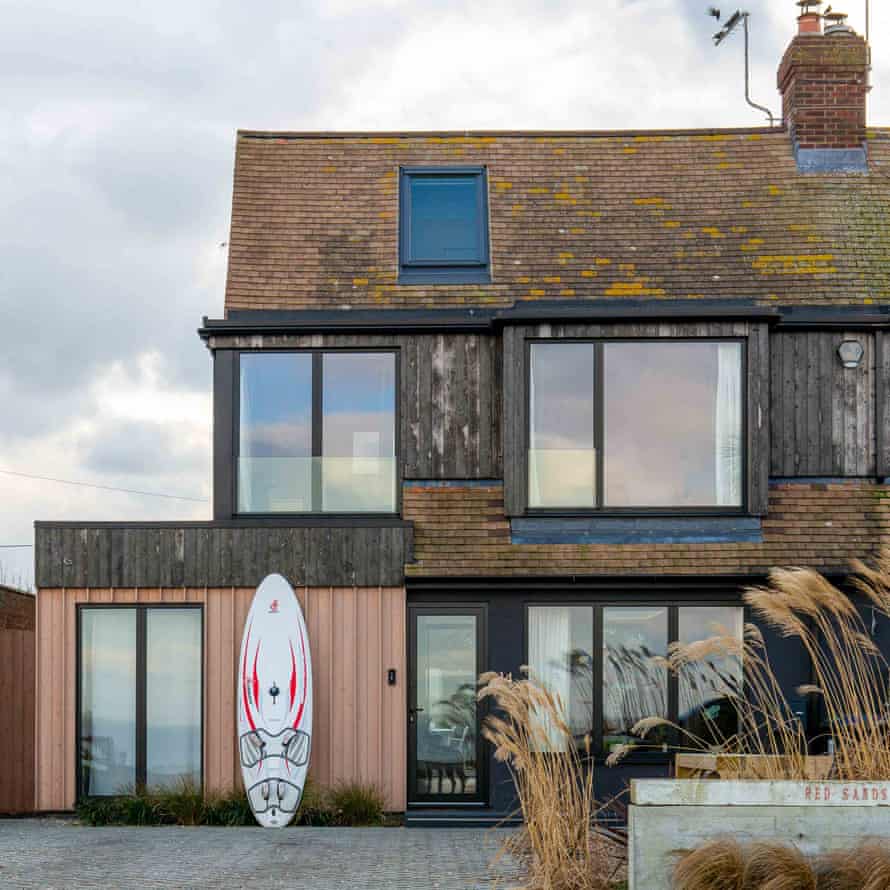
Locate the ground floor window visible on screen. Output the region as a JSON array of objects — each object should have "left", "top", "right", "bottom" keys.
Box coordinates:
[
  {"left": 526, "top": 603, "right": 742, "bottom": 755},
  {"left": 78, "top": 606, "right": 202, "bottom": 797}
]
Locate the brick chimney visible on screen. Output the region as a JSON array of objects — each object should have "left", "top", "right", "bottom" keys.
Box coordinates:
[{"left": 777, "top": 11, "right": 870, "bottom": 172}]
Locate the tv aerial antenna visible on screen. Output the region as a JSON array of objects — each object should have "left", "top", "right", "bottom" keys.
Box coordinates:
[{"left": 708, "top": 8, "right": 777, "bottom": 126}]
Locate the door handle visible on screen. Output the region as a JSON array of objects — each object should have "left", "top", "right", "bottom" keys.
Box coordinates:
[{"left": 408, "top": 707, "right": 424, "bottom": 725}]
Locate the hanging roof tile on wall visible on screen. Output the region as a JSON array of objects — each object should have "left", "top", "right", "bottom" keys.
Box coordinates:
[
  {"left": 225, "top": 128, "right": 890, "bottom": 313},
  {"left": 402, "top": 480, "right": 890, "bottom": 578}
]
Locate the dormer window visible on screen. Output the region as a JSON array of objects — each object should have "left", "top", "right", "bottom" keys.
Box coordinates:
[{"left": 398, "top": 167, "right": 490, "bottom": 284}]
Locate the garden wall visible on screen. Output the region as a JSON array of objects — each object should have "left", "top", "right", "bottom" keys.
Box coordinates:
[{"left": 629, "top": 779, "right": 890, "bottom": 890}]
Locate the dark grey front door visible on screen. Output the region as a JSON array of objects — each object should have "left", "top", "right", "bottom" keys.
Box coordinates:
[{"left": 408, "top": 606, "right": 486, "bottom": 805}]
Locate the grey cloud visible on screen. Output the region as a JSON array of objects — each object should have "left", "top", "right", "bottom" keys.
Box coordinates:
[{"left": 78, "top": 418, "right": 208, "bottom": 479}]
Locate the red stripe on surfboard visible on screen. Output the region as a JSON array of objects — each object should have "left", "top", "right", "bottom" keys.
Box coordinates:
[
  {"left": 252, "top": 642, "right": 261, "bottom": 716},
  {"left": 293, "top": 622, "right": 308, "bottom": 730},
  {"left": 241, "top": 621, "right": 257, "bottom": 733},
  {"left": 289, "top": 641, "right": 297, "bottom": 711}
]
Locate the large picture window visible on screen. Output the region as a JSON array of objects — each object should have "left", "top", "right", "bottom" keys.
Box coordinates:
[
  {"left": 78, "top": 606, "right": 202, "bottom": 797},
  {"left": 238, "top": 351, "right": 397, "bottom": 513},
  {"left": 527, "top": 603, "right": 743, "bottom": 755},
  {"left": 528, "top": 340, "right": 744, "bottom": 511}
]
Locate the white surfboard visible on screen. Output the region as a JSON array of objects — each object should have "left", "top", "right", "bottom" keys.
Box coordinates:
[{"left": 238, "top": 573, "right": 313, "bottom": 828}]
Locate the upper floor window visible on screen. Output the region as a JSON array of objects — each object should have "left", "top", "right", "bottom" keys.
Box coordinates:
[
  {"left": 399, "top": 167, "right": 490, "bottom": 284},
  {"left": 238, "top": 351, "right": 396, "bottom": 514},
  {"left": 528, "top": 340, "right": 744, "bottom": 510}
]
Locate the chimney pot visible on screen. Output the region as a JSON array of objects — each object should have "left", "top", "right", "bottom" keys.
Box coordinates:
[{"left": 798, "top": 12, "right": 822, "bottom": 34}]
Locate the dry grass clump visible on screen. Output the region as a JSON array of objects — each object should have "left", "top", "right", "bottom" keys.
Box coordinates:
[
  {"left": 672, "top": 838, "right": 745, "bottom": 890},
  {"left": 478, "top": 671, "right": 625, "bottom": 890},
  {"left": 674, "top": 839, "right": 890, "bottom": 890},
  {"left": 613, "top": 551, "right": 890, "bottom": 782}
]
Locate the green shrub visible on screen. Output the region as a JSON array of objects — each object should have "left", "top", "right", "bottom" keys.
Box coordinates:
[
  {"left": 294, "top": 779, "right": 337, "bottom": 826},
  {"left": 202, "top": 788, "right": 255, "bottom": 827},
  {"left": 74, "top": 778, "right": 391, "bottom": 827},
  {"left": 328, "top": 782, "right": 387, "bottom": 827}
]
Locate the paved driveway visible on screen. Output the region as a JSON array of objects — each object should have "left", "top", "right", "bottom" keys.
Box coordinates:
[{"left": 0, "top": 819, "right": 522, "bottom": 889}]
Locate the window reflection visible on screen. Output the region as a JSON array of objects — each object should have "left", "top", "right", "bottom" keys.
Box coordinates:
[
  {"left": 80, "top": 609, "right": 137, "bottom": 796},
  {"left": 239, "top": 353, "right": 313, "bottom": 512},
  {"left": 529, "top": 343, "right": 596, "bottom": 508},
  {"left": 79, "top": 607, "right": 203, "bottom": 797},
  {"left": 414, "top": 614, "right": 478, "bottom": 797},
  {"left": 238, "top": 352, "right": 396, "bottom": 513},
  {"left": 146, "top": 610, "right": 202, "bottom": 788},
  {"left": 528, "top": 606, "right": 594, "bottom": 749},
  {"left": 678, "top": 607, "right": 744, "bottom": 743},
  {"left": 604, "top": 341, "right": 743, "bottom": 508},
  {"left": 603, "top": 608, "right": 669, "bottom": 752},
  {"left": 322, "top": 353, "right": 396, "bottom": 512}
]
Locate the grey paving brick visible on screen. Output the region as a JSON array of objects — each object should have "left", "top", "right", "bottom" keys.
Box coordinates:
[{"left": 0, "top": 819, "right": 523, "bottom": 890}]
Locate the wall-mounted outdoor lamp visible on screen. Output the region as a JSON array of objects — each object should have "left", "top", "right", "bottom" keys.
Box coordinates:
[{"left": 838, "top": 339, "right": 864, "bottom": 369}]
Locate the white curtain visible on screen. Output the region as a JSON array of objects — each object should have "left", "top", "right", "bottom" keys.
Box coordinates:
[
  {"left": 528, "top": 356, "right": 541, "bottom": 507},
  {"left": 715, "top": 344, "right": 742, "bottom": 507},
  {"left": 528, "top": 607, "right": 572, "bottom": 751}
]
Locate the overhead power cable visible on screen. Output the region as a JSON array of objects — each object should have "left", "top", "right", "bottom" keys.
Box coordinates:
[{"left": 0, "top": 468, "right": 209, "bottom": 503}]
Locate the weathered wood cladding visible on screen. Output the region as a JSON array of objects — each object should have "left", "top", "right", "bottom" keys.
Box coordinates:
[
  {"left": 34, "top": 523, "right": 412, "bottom": 589},
  {"left": 210, "top": 333, "right": 502, "bottom": 507},
  {"left": 877, "top": 331, "right": 890, "bottom": 479},
  {"left": 770, "top": 331, "right": 877, "bottom": 477},
  {"left": 503, "top": 321, "right": 771, "bottom": 516}
]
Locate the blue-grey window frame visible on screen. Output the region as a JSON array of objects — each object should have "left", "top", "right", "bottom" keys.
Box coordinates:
[{"left": 398, "top": 166, "right": 491, "bottom": 284}]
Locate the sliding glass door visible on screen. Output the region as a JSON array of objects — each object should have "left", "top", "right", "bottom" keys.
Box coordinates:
[{"left": 78, "top": 606, "right": 202, "bottom": 797}]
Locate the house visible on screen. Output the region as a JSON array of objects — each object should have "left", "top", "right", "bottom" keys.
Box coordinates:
[
  {"left": 1, "top": 585, "right": 35, "bottom": 814},
  {"left": 33, "top": 10, "right": 890, "bottom": 823}
]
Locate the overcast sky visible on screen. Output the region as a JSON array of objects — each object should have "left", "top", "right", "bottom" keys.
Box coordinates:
[{"left": 1, "top": 0, "right": 887, "bottom": 590}]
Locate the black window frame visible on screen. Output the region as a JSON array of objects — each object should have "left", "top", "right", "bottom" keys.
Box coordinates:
[
  {"left": 75, "top": 603, "right": 204, "bottom": 801},
  {"left": 523, "top": 600, "right": 744, "bottom": 762},
  {"left": 398, "top": 166, "right": 491, "bottom": 285},
  {"left": 234, "top": 347, "right": 400, "bottom": 517},
  {"left": 525, "top": 337, "right": 748, "bottom": 516}
]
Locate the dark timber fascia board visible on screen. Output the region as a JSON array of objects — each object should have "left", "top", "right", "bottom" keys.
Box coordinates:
[
  {"left": 34, "top": 517, "right": 412, "bottom": 530},
  {"left": 199, "top": 302, "right": 784, "bottom": 341},
  {"left": 775, "top": 307, "right": 890, "bottom": 330}
]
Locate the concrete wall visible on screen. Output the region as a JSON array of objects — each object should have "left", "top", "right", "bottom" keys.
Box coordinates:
[
  {"left": 35, "top": 586, "right": 406, "bottom": 812},
  {"left": 629, "top": 779, "right": 890, "bottom": 890}
]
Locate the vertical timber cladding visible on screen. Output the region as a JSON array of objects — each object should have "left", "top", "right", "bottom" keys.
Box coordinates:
[
  {"left": 770, "top": 331, "right": 878, "bottom": 477},
  {"left": 35, "top": 587, "right": 407, "bottom": 812},
  {"left": 502, "top": 321, "right": 771, "bottom": 516},
  {"left": 0, "top": 590, "right": 35, "bottom": 814}
]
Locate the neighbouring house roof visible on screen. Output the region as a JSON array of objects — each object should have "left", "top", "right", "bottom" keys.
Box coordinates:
[{"left": 225, "top": 127, "right": 890, "bottom": 314}]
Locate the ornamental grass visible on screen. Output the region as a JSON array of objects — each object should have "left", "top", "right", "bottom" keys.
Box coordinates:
[
  {"left": 611, "top": 551, "right": 890, "bottom": 782},
  {"left": 478, "top": 671, "right": 626, "bottom": 890},
  {"left": 673, "top": 839, "right": 890, "bottom": 890}
]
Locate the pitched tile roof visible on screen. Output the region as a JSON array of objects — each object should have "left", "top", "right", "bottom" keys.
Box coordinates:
[
  {"left": 403, "top": 480, "right": 890, "bottom": 577},
  {"left": 226, "top": 128, "right": 890, "bottom": 313}
]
